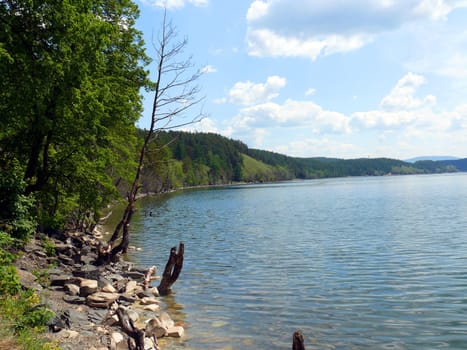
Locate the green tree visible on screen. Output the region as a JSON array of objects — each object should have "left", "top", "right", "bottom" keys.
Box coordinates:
[{"left": 0, "top": 0, "right": 150, "bottom": 229}]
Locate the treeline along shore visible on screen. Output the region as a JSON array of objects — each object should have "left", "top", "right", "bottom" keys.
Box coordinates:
[{"left": 137, "top": 130, "right": 466, "bottom": 194}]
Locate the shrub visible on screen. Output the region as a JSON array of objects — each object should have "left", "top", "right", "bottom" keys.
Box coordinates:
[{"left": 0, "top": 159, "right": 36, "bottom": 241}]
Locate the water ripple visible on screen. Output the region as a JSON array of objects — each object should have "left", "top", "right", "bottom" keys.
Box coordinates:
[{"left": 129, "top": 174, "right": 467, "bottom": 350}]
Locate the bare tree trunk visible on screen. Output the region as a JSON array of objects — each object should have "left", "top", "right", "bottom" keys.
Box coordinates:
[
  {"left": 292, "top": 330, "right": 305, "bottom": 350},
  {"left": 96, "top": 11, "right": 203, "bottom": 265},
  {"left": 158, "top": 242, "right": 184, "bottom": 296}
]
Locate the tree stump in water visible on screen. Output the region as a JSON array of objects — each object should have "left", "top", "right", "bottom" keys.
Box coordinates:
[
  {"left": 292, "top": 330, "right": 305, "bottom": 350},
  {"left": 158, "top": 242, "right": 184, "bottom": 296}
]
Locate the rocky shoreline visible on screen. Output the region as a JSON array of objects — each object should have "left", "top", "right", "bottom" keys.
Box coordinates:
[{"left": 14, "top": 228, "right": 183, "bottom": 350}]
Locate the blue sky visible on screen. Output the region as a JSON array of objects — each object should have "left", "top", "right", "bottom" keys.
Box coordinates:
[{"left": 135, "top": 0, "right": 467, "bottom": 160}]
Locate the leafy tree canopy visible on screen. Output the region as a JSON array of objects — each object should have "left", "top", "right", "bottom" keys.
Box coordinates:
[{"left": 0, "top": 0, "right": 151, "bottom": 229}]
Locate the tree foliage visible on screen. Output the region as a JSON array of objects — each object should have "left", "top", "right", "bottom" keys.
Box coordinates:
[
  {"left": 0, "top": 0, "right": 150, "bottom": 230},
  {"left": 136, "top": 130, "right": 462, "bottom": 191}
]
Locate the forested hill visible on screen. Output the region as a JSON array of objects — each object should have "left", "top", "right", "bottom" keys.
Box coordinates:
[{"left": 139, "top": 130, "right": 462, "bottom": 192}]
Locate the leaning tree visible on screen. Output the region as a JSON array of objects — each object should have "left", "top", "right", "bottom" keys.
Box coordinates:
[{"left": 97, "top": 12, "right": 203, "bottom": 272}]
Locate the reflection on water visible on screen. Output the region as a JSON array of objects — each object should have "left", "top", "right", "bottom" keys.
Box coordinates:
[{"left": 128, "top": 174, "right": 467, "bottom": 350}]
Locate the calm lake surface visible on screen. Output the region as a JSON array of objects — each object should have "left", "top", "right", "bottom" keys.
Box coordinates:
[{"left": 128, "top": 173, "right": 467, "bottom": 350}]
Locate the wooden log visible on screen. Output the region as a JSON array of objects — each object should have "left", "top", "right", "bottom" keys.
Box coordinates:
[
  {"left": 116, "top": 307, "right": 145, "bottom": 350},
  {"left": 292, "top": 330, "right": 305, "bottom": 350},
  {"left": 158, "top": 242, "right": 184, "bottom": 296}
]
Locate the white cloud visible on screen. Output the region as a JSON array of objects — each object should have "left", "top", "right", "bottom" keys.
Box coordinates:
[
  {"left": 350, "top": 72, "right": 462, "bottom": 132},
  {"left": 246, "top": 0, "right": 467, "bottom": 59},
  {"left": 246, "top": 0, "right": 270, "bottom": 21},
  {"left": 181, "top": 117, "right": 219, "bottom": 133},
  {"left": 401, "top": 12, "right": 467, "bottom": 79},
  {"left": 380, "top": 72, "right": 435, "bottom": 111},
  {"left": 275, "top": 138, "right": 360, "bottom": 158},
  {"left": 201, "top": 65, "right": 217, "bottom": 74},
  {"left": 227, "top": 76, "right": 287, "bottom": 106},
  {"left": 414, "top": 0, "right": 451, "bottom": 20},
  {"left": 232, "top": 99, "right": 351, "bottom": 134},
  {"left": 305, "top": 88, "right": 316, "bottom": 96},
  {"left": 247, "top": 28, "right": 371, "bottom": 60},
  {"left": 140, "top": 0, "right": 207, "bottom": 9}
]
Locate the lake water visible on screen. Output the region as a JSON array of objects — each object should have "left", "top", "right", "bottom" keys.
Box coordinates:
[{"left": 128, "top": 173, "right": 467, "bottom": 350}]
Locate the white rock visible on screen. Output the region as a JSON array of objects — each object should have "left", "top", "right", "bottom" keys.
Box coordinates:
[
  {"left": 144, "top": 337, "right": 157, "bottom": 350},
  {"left": 125, "top": 280, "right": 138, "bottom": 294},
  {"left": 64, "top": 283, "right": 80, "bottom": 296},
  {"left": 96, "top": 326, "right": 107, "bottom": 334},
  {"left": 143, "top": 304, "right": 160, "bottom": 312},
  {"left": 102, "top": 283, "right": 117, "bottom": 293},
  {"left": 87, "top": 292, "right": 120, "bottom": 308},
  {"left": 167, "top": 326, "right": 184, "bottom": 338},
  {"left": 140, "top": 297, "right": 159, "bottom": 305},
  {"left": 159, "top": 312, "right": 175, "bottom": 329},
  {"left": 127, "top": 309, "right": 139, "bottom": 322},
  {"left": 60, "top": 329, "right": 80, "bottom": 339},
  {"left": 145, "top": 318, "right": 167, "bottom": 338},
  {"left": 111, "top": 331, "right": 124, "bottom": 344}
]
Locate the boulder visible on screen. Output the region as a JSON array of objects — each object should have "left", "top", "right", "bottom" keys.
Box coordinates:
[
  {"left": 143, "top": 304, "right": 160, "bottom": 312},
  {"left": 50, "top": 275, "right": 72, "bottom": 287},
  {"left": 86, "top": 292, "right": 119, "bottom": 308},
  {"left": 140, "top": 297, "right": 159, "bottom": 305},
  {"left": 64, "top": 283, "right": 80, "bottom": 296},
  {"left": 149, "top": 287, "right": 160, "bottom": 297},
  {"left": 125, "top": 280, "right": 138, "bottom": 294},
  {"left": 126, "top": 309, "right": 139, "bottom": 323},
  {"left": 73, "top": 265, "right": 101, "bottom": 280},
  {"left": 121, "top": 271, "right": 145, "bottom": 280},
  {"left": 102, "top": 283, "right": 117, "bottom": 293},
  {"left": 63, "top": 295, "right": 86, "bottom": 305},
  {"left": 167, "top": 326, "right": 184, "bottom": 338},
  {"left": 15, "top": 268, "right": 43, "bottom": 291},
  {"left": 159, "top": 312, "right": 175, "bottom": 329},
  {"left": 145, "top": 318, "right": 167, "bottom": 338},
  {"left": 111, "top": 331, "right": 124, "bottom": 344},
  {"left": 144, "top": 337, "right": 158, "bottom": 350},
  {"left": 80, "top": 279, "right": 98, "bottom": 297}
]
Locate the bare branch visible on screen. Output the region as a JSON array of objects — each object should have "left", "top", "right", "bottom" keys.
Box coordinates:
[{"left": 99, "top": 9, "right": 204, "bottom": 263}]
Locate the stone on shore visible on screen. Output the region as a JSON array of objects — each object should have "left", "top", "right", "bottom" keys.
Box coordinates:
[
  {"left": 167, "top": 326, "right": 184, "bottom": 338},
  {"left": 102, "top": 283, "right": 117, "bottom": 293},
  {"left": 87, "top": 292, "right": 120, "bottom": 308},
  {"left": 140, "top": 297, "right": 159, "bottom": 305},
  {"left": 15, "top": 268, "right": 43, "bottom": 291},
  {"left": 125, "top": 280, "right": 138, "bottom": 294},
  {"left": 145, "top": 318, "right": 167, "bottom": 338},
  {"left": 50, "top": 275, "right": 72, "bottom": 287},
  {"left": 64, "top": 283, "right": 80, "bottom": 296},
  {"left": 159, "top": 312, "right": 175, "bottom": 329},
  {"left": 143, "top": 304, "right": 160, "bottom": 312},
  {"left": 80, "top": 279, "right": 98, "bottom": 297}
]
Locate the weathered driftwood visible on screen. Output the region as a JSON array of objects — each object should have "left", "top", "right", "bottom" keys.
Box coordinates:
[
  {"left": 158, "top": 242, "right": 184, "bottom": 296},
  {"left": 292, "top": 330, "right": 305, "bottom": 350},
  {"left": 143, "top": 266, "right": 157, "bottom": 290},
  {"left": 116, "top": 307, "right": 145, "bottom": 350}
]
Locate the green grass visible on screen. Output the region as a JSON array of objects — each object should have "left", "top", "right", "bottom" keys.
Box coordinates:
[
  {"left": 0, "top": 234, "right": 59, "bottom": 350},
  {"left": 241, "top": 154, "right": 277, "bottom": 182}
]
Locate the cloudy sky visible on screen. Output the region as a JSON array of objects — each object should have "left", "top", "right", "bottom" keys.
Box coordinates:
[{"left": 135, "top": 0, "right": 467, "bottom": 160}]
